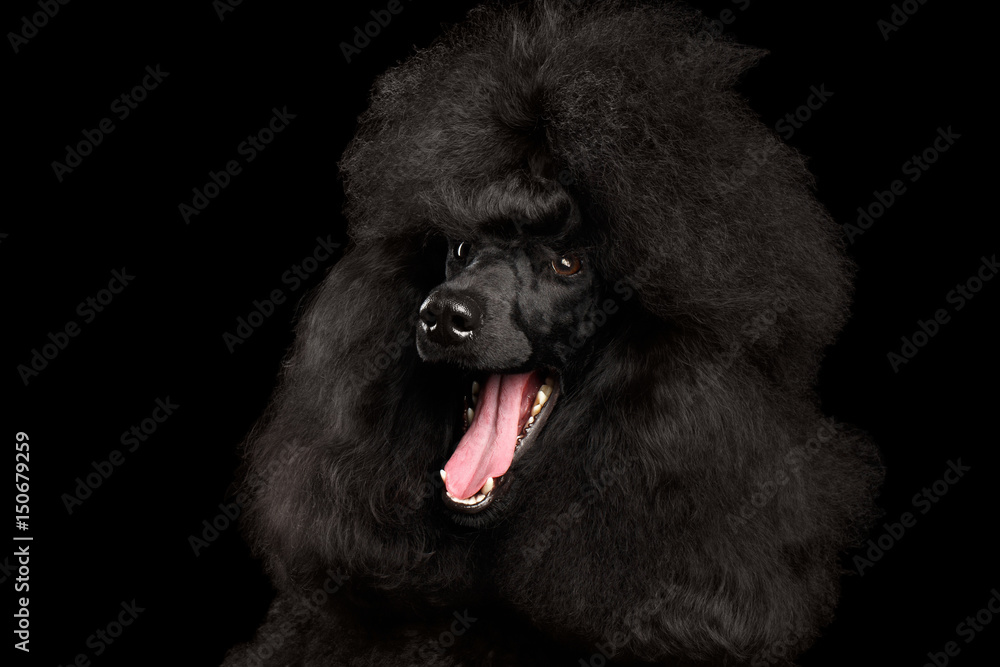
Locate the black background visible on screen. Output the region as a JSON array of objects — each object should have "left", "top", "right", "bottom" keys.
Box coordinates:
[{"left": 5, "top": 1, "right": 995, "bottom": 665}]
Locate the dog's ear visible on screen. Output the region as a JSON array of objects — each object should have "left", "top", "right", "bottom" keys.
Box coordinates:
[{"left": 241, "top": 239, "right": 466, "bottom": 592}]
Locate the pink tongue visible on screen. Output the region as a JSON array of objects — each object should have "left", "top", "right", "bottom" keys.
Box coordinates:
[{"left": 444, "top": 371, "right": 539, "bottom": 499}]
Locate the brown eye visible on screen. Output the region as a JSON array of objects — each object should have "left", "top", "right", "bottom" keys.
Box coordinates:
[{"left": 552, "top": 254, "right": 581, "bottom": 276}]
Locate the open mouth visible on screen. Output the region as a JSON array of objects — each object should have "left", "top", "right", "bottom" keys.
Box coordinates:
[{"left": 440, "top": 369, "right": 559, "bottom": 514}]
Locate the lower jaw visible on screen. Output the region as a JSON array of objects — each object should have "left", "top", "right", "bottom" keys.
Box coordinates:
[{"left": 440, "top": 371, "right": 560, "bottom": 517}]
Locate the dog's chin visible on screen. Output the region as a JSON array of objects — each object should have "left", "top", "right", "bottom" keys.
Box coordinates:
[{"left": 435, "top": 367, "right": 561, "bottom": 526}]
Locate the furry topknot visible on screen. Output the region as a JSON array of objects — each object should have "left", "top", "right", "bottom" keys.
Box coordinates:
[
  {"left": 225, "top": 2, "right": 882, "bottom": 666},
  {"left": 342, "top": 0, "right": 852, "bottom": 387}
]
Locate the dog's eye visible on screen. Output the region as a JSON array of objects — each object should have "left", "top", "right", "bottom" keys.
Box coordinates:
[
  {"left": 455, "top": 242, "right": 471, "bottom": 260},
  {"left": 552, "top": 254, "right": 581, "bottom": 276}
]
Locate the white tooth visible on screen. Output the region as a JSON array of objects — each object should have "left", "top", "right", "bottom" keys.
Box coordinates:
[
  {"left": 440, "top": 469, "right": 447, "bottom": 483},
  {"left": 527, "top": 415, "right": 535, "bottom": 425},
  {"left": 540, "top": 384, "right": 552, "bottom": 398},
  {"left": 472, "top": 381, "right": 480, "bottom": 395},
  {"left": 467, "top": 408, "right": 475, "bottom": 424},
  {"left": 536, "top": 390, "right": 548, "bottom": 406},
  {"left": 531, "top": 403, "right": 541, "bottom": 416},
  {"left": 481, "top": 477, "right": 494, "bottom": 494}
]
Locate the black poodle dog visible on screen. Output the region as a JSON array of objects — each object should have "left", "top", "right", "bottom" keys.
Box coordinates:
[{"left": 223, "top": 1, "right": 882, "bottom": 665}]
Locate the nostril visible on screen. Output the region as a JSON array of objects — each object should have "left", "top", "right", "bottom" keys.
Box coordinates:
[
  {"left": 452, "top": 313, "right": 474, "bottom": 332},
  {"left": 419, "top": 297, "right": 442, "bottom": 328},
  {"left": 445, "top": 298, "right": 482, "bottom": 337}
]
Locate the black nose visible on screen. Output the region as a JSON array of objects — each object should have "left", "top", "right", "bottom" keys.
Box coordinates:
[{"left": 419, "top": 293, "right": 483, "bottom": 345}]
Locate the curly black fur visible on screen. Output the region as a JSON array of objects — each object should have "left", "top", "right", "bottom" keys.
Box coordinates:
[{"left": 223, "top": 2, "right": 882, "bottom": 665}]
